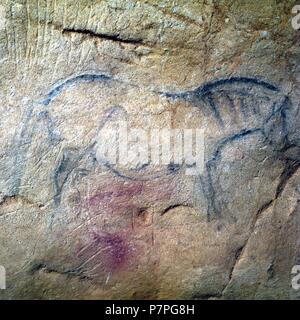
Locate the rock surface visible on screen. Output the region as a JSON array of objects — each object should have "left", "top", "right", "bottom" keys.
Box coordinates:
[{"left": 0, "top": 0, "right": 299, "bottom": 299}]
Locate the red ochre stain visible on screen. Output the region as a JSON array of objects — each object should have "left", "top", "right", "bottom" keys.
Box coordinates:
[
  {"left": 92, "top": 232, "right": 130, "bottom": 268},
  {"left": 86, "top": 181, "right": 144, "bottom": 210},
  {"left": 88, "top": 191, "right": 114, "bottom": 207},
  {"left": 85, "top": 178, "right": 177, "bottom": 216},
  {"left": 76, "top": 231, "right": 134, "bottom": 275},
  {"left": 75, "top": 178, "right": 178, "bottom": 277}
]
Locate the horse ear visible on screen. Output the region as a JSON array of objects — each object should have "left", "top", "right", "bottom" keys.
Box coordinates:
[{"left": 263, "top": 96, "right": 292, "bottom": 151}]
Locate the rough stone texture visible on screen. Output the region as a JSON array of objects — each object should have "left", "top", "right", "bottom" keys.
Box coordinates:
[{"left": 0, "top": 0, "right": 299, "bottom": 299}]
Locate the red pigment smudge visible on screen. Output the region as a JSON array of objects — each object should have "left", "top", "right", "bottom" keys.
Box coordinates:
[
  {"left": 76, "top": 231, "right": 134, "bottom": 276},
  {"left": 88, "top": 191, "right": 114, "bottom": 207},
  {"left": 85, "top": 177, "right": 177, "bottom": 215},
  {"left": 86, "top": 181, "right": 144, "bottom": 211},
  {"left": 73, "top": 176, "right": 179, "bottom": 279},
  {"left": 92, "top": 232, "right": 130, "bottom": 268}
]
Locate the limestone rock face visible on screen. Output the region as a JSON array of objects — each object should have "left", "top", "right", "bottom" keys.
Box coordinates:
[{"left": 0, "top": 0, "right": 299, "bottom": 299}]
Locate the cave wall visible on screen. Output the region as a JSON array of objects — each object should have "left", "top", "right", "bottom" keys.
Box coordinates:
[{"left": 0, "top": 0, "right": 300, "bottom": 299}]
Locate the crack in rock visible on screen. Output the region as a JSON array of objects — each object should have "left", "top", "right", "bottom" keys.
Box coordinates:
[{"left": 62, "top": 28, "right": 144, "bottom": 45}]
